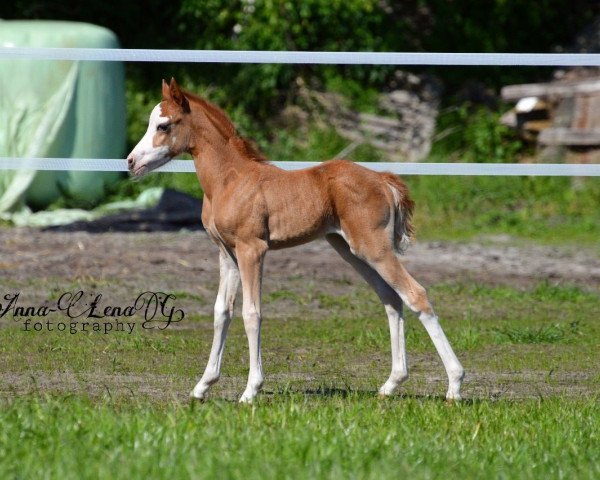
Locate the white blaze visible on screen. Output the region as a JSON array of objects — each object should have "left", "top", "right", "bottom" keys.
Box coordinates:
[
  {"left": 128, "top": 103, "right": 171, "bottom": 175},
  {"left": 131, "top": 104, "right": 168, "bottom": 158}
]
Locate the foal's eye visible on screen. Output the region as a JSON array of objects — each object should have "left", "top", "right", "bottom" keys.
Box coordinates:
[{"left": 157, "top": 123, "right": 170, "bottom": 132}]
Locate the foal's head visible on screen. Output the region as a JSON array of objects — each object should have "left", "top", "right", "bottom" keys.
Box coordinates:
[{"left": 127, "top": 78, "right": 194, "bottom": 177}]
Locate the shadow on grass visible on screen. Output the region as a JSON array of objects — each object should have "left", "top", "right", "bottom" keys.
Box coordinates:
[{"left": 277, "top": 386, "right": 473, "bottom": 404}]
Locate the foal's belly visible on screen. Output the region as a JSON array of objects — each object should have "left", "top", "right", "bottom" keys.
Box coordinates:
[
  {"left": 266, "top": 211, "right": 333, "bottom": 250},
  {"left": 267, "top": 228, "right": 328, "bottom": 250}
]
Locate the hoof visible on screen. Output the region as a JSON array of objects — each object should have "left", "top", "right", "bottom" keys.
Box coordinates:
[
  {"left": 378, "top": 381, "right": 401, "bottom": 398},
  {"left": 189, "top": 396, "right": 206, "bottom": 406},
  {"left": 378, "top": 386, "right": 395, "bottom": 399},
  {"left": 238, "top": 395, "right": 254, "bottom": 404},
  {"left": 189, "top": 390, "right": 208, "bottom": 403},
  {"left": 239, "top": 388, "right": 260, "bottom": 404},
  {"left": 445, "top": 393, "right": 462, "bottom": 404}
]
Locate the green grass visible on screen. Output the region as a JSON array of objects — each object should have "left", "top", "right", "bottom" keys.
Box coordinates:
[
  {"left": 103, "top": 170, "right": 202, "bottom": 203},
  {"left": 491, "top": 321, "right": 581, "bottom": 345},
  {"left": 1, "top": 395, "right": 599, "bottom": 480},
  {"left": 1, "top": 281, "right": 599, "bottom": 478},
  {"left": 408, "top": 175, "right": 600, "bottom": 245},
  {"left": 1, "top": 282, "right": 599, "bottom": 375}
]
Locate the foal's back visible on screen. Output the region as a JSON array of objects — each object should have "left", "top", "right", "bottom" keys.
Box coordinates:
[{"left": 253, "top": 159, "right": 405, "bottom": 250}]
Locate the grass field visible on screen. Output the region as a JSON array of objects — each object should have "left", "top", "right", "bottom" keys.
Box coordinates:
[
  {"left": 1, "top": 395, "right": 599, "bottom": 479},
  {"left": 1, "top": 280, "right": 599, "bottom": 479}
]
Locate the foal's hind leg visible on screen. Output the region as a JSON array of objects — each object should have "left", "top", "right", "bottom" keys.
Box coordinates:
[
  {"left": 326, "top": 234, "right": 408, "bottom": 396},
  {"left": 373, "top": 251, "right": 464, "bottom": 400},
  {"left": 345, "top": 232, "right": 465, "bottom": 400},
  {"left": 191, "top": 249, "right": 240, "bottom": 400}
]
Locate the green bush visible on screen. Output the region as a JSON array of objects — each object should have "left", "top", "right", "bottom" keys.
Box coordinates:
[
  {"left": 432, "top": 105, "right": 523, "bottom": 163},
  {"left": 6, "top": 0, "right": 599, "bottom": 119}
]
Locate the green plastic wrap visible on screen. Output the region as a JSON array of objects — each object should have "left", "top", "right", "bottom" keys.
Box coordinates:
[{"left": 0, "top": 20, "right": 125, "bottom": 212}]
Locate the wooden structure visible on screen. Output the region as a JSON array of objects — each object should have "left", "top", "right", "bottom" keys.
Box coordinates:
[{"left": 501, "top": 78, "right": 600, "bottom": 162}]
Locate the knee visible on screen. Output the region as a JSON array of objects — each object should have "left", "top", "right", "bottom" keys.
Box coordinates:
[
  {"left": 242, "top": 305, "right": 261, "bottom": 330},
  {"left": 213, "top": 307, "right": 231, "bottom": 327},
  {"left": 214, "top": 293, "right": 232, "bottom": 321}
]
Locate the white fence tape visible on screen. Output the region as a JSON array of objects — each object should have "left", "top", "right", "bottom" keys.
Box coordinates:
[
  {"left": 1, "top": 158, "right": 599, "bottom": 176},
  {"left": 2, "top": 48, "right": 600, "bottom": 176},
  {"left": 2, "top": 48, "right": 600, "bottom": 66}
]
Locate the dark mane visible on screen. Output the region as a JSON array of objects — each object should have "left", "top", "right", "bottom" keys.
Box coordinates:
[{"left": 183, "top": 90, "right": 268, "bottom": 163}]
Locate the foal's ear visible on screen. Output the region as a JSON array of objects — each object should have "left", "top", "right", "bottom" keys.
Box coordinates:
[
  {"left": 162, "top": 79, "right": 170, "bottom": 100},
  {"left": 169, "top": 77, "right": 191, "bottom": 113}
]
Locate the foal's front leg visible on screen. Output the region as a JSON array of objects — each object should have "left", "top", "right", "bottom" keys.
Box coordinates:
[
  {"left": 191, "top": 250, "right": 240, "bottom": 400},
  {"left": 236, "top": 241, "right": 267, "bottom": 403}
]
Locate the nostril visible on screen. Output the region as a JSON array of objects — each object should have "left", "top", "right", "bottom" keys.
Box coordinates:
[{"left": 127, "top": 157, "right": 134, "bottom": 168}]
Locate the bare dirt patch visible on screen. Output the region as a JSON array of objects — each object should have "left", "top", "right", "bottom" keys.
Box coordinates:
[
  {"left": 1, "top": 227, "right": 599, "bottom": 401},
  {"left": 2, "top": 366, "right": 596, "bottom": 402},
  {"left": 2, "top": 227, "right": 599, "bottom": 295}
]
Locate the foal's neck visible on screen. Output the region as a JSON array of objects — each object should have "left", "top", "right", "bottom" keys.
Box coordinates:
[
  {"left": 186, "top": 99, "right": 268, "bottom": 200},
  {"left": 191, "top": 130, "right": 264, "bottom": 200}
]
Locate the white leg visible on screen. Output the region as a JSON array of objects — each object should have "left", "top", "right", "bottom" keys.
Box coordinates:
[
  {"left": 358, "top": 249, "right": 464, "bottom": 400},
  {"left": 379, "top": 304, "right": 409, "bottom": 396},
  {"left": 326, "top": 234, "right": 408, "bottom": 397},
  {"left": 191, "top": 250, "right": 240, "bottom": 400},
  {"left": 236, "top": 242, "right": 267, "bottom": 404},
  {"left": 419, "top": 312, "right": 464, "bottom": 400}
]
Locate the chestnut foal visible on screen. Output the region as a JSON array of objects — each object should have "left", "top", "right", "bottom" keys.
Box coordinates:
[{"left": 128, "top": 78, "right": 464, "bottom": 403}]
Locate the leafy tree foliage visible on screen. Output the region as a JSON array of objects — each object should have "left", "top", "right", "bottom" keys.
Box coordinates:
[{"left": 3, "top": 0, "right": 599, "bottom": 115}]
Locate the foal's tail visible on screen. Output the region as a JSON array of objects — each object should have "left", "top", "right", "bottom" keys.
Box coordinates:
[{"left": 380, "top": 172, "right": 415, "bottom": 254}]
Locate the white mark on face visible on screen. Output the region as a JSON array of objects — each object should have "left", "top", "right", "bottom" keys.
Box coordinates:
[
  {"left": 128, "top": 104, "right": 172, "bottom": 176},
  {"left": 135, "top": 104, "right": 169, "bottom": 155}
]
